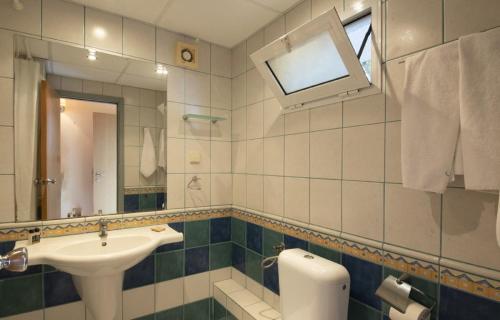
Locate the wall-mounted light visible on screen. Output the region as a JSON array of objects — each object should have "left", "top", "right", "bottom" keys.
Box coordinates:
[
  {"left": 12, "top": 0, "right": 24, "bottom": 11},
  {"left": 87, "top": 49, "right": 97, "bottom": 61},
  {"left": 156, "top": 64, "right": 168, "bottom": 75},
  {"left": 93, "top": 27, "right": 107, "bottom": 39}
]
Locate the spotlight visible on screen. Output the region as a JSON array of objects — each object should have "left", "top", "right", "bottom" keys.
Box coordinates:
[
  {"left": 156, "top": 64, "right": 168, "bottom": 75},
  {"left": 87, "top": 49, "right": 97, "bottom": 61},
  {"left": 13, "top": 0, "right": 24, "bottom": 11}
]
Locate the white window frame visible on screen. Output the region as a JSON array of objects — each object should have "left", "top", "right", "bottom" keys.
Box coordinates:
[{"left": 251, "top": 3, "right": 382, "bottom": 113}]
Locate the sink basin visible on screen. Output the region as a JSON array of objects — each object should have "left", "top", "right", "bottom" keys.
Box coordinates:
[{"left": 15, "top": 225, "right": 183, "bottom": 320}]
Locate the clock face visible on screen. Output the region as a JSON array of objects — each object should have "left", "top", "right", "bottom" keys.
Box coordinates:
[{"left": 181, "top": 48, "right": 193, "bottom": 62}]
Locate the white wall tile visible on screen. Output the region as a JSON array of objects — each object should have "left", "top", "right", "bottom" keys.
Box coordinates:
[
  {"left": 211, "top": 44, "right": 232, "bottom": 78},
  {"left": 285, "top": 110, "right": 309, "bottom": 135},
  {"left": 343, "top": 93, "right": 385, "bottom": 127},
  {"left": 211, "top": 108, "right": 231, "bottom": 141},
  {"left": 233, "top": 174, "right": 247, "bottom": 207},
  {"left": 263, "top": 136, "right": 284, "bottom": 176},
  {"left": 184, "top": 272, "right": 210, "bottom": 303},
  {"left": 310, "top": 102, "right": 342, "bottom": 131},
  {"left": 211, "top": 75, "right": 231, "bottom": 109},
  {"left": 167, "top": 66, "right": 185, "bottom": 103},
  {"left": 312, "top": 0, "right": 342, "bottom": 18},
  {"left": 310, "top": 179, "right": 341, "bottom": 230},
  {"left": 263, "top": 99, "right": 284, "bottom": 137},
  {"left": 42, "top": 0, "right": 84, "bottom": 44},
  {"left": 310, "top": 129, "right": 341, "bottom": 179},
  {"left": 185, "top": 105, "right": 210, "bottom": 139},
  {"left": 285, "top": 133, "right": 309, "bottom": 177},
  {"left": 124, "top": 126, "right": 140, "bottom": 146},
  {"left": 343, "top": 123, "right": 385, "bottom": 182},
  {"left": 185, "top": 173, "right": 210, "bottom": 208},
  {"left": 247, "top": 175, "right": 263, "bottom": 211},
  {"left": 211, "top": 141, "right": 231, "bottom": 173},
  {"left": 0, "top": 30, "right": 14, "bottom": 78},
  {"left": 102, "top": 83, "right": 122, "bottom": 97},
  {"left": 123, "top": 285, "right": 155, "bottom": 320},
  {"left": 385, "top": 184, "right": 441, "bottom": 255},
  {"left": 123, "top": 18, "right": 155, "bottom": 61},
  {"left": 264, "top": 176, "right": 284, "bottom": 217},
  {"left": 246, "top": 30, "right": 264, "bottom": 70},
  {"left": 167, "top": 138, "right": 185, "bottom": 173},
  {"left": 232, "top": 107, "right": 247, "bottom": 141},
  {"left": 211, "top": 173, "right": 232, "bottom": 205},
  {"left": 124, "top": 166, "right": 139, "bottom": 187},
  {"left": 185, "top": 139, "right": 210, "bottom": 173},
  {"left": 167, "top": 174, "right": 185, "bottom": 209},
  {"left": 386, "top": 0, "right": 442, "bottom": 60},
  {"left": 0, "top": 78, "right": 13, "bottom": 126},
  {"left": 246, "top": 68, "right": 264, "bottom": 105},
  {"left": 232, "top": 141, "right": 246, "bottom": 174},
  {"left": 140, "top": 89, "right": 156, "bottom": 108},
  {"left": 167, "top": 102, "right": 185, "bottom": 138},
  {"left": 232, "top": 41, "right": 247, "bottom": 77},
  {"left": 185, "top": 37, "right": 211, "bottom": 74},
  {"left": 209, "top": 267, "right": 232, "bottom": 296},
  {"left": 155, "top": 278, "right": 184, "bottom": 312},
  {"left": 442, "top": 189, "right": 500, "bottom": 270},
  {"left": 82, "top": 80, "right": 103, "bottom": 95},
  {"left": 123, "top": 86, "right": 141, "bottom": 106},
  {"left": 385, "top": 121, "right": 402, "bottom": 183},
  {"left": 246, "top": 102, "right": 264, "bottom": 139},
  {"left": 139, "top": 108, "right": 156, "bottom": 128},
  {"left": 264, "top": 16, "right": 285, "bottom": 45},
  {"left": 85, "top": 8, "right": 123, "bottom": 53},
  {"left": 342, "top": 181, "right": 383, "bottom": 241},
  {"left": 286, "top": 0, "right": 312, "bottom": 32},
  {"left": 124, "top": 146, "right": 140, "bottom": 167},
  {"left": 44, "top": 301, "right": 85, "bottom": 320},
  {"left": 232, "top": 73, "right": 246, "bottom": 109},
  {"left": 385, "top": 58, "right": 406, "bottom": 121},
  {"left": 0, "top": 0, "right": 41, "bottom": 35},
  {"left": 185, "top": 70, "right": 210, "bottom": 107},
  {"left": 444, "top": 0, "right": 500, "bottom": 41},
  {"left": 156, "top": 28, "right": 185, "bottom": 65},
  {"left": 246, "top": 139, "right": 263, "bottom": 174},
  {"left": 284, "top": 177, "right": 309, "bottom": 223},
  {"left": 61, "top": 77, "right": 82, "bottom": 92}
]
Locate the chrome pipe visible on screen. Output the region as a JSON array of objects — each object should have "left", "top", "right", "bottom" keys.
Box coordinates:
[{"left": 0, "top": 247, "right": 28, "bottom": 272}]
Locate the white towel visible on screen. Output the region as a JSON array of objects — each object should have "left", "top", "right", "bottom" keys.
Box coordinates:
[
  {"left": 140, "top": 128, "right": 157, "bottom": 178},
  {"left": 158, "top": 129, "right": 165, "bottom": 170},
  {"left": 459, "top": 27, "right": 500, "bottom": 246},
  {"left": 401, "top": 42, "right": 460, "bottom": 193}
]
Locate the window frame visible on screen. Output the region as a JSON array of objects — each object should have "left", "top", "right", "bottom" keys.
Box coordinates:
[{"left": 251, "top": 3, "right": 382, "bottom": 113}]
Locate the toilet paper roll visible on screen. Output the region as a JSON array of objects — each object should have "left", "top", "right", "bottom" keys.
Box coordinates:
[{"left": 389, "top": 301, "right": 430, "bottom": 320}]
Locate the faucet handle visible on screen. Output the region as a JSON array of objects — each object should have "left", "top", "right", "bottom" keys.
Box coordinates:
[
  {"left": 98, "top": 218, "right": 109, "bottom": 226},
  {"left": 0, "top": 247, "right": 28, "bottom": 272}
]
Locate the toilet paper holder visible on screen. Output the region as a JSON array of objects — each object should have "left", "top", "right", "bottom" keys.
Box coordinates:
[{"left": 375, "top": 273, "right": 436, "bottom": 313}]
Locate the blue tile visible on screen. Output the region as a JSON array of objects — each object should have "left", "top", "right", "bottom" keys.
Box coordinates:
[
  {"left": 439, "top": 285, "right": 500, "bottom": 320},
  {"left": 0, "top": 241, "right": 15, "bottom": 254},
  {"left": 210, "top": 218, "right": 231, "bottom": 243},
  {"left": 156, "top": 192, "right": 166, "bottom": 210},
  {"left": 232, "top": 243, "right": 246, "bottom": 274},
  {"left": 157, "top": 222, "right": 184, "bottom": 252},
  {"left": 44, "top": 271, "right": 80, "bottom": 307},
  {"left": 246, "top": 223, "right": 263, "bottom": 254},
  {"left": 342, "top": 254, "right": 382, "bottom": 310},
  {"left": 263, "top": 261, "right": 279, "bottom": 295},
  {"left": 124, "top": 194, "right": 139, "bottom": 212},
  {"left": 284, "top": 235, "right": 308, "bottom": 250},
  {"left": 123, "top": 255, "right": 155, "bottom": 290},
  {"left": 185, "top": 246, "right": 209, "bottom": 276}
]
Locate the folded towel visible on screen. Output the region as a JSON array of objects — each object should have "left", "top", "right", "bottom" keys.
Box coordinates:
[
  {"left": 459, "top": 27, "right": 500, "bottom": 246},
  {"left": 140, "top": 128, "right": 157, "bottom": 178},
  {"left": 401, "top": 42, "right": 460, "bottom": 193},
  {"left": 158, "top": 129, "right": 165, "bottom": 170}
]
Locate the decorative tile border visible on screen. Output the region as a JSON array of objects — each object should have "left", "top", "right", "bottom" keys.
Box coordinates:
[
  {"left": 0, "top": 207, "right": 498, "bottom": 302},
  {"left": 123, "top": 186, "right": 166, "bottom": 195}
]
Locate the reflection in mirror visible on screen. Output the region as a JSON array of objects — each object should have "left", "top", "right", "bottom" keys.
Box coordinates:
[{"left": 13, "top": 35, "right": 168, "bottom": 222}]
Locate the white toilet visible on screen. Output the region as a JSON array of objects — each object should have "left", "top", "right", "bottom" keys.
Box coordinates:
[{"left": 278, "top": 248, "right": 350, "bottom": 320}]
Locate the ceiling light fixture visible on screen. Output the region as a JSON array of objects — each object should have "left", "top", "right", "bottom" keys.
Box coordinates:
[
  {"left": 12, "top": 0, "right": 24, "bottom": 11},
  {"left": 156, "top": 64, "right": 168, "bottom": 75},
  {"left": 87, "top": 49, "right": 97, "bottom": 61}
]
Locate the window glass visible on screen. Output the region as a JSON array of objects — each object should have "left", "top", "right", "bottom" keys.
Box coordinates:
[
  {"left": 266, "top": 30, "right": 349, "bottom": 95},
  {"left": 345, "top": 14, "right": 372, "bottom": 81}
]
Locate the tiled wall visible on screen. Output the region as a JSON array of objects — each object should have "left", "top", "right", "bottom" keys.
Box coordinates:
[
  {"left": 0, "top": 217, "right": 234, "bottom": 319},
  {"left": 230, "top": 0, "right": 500, "bottom": 318}
]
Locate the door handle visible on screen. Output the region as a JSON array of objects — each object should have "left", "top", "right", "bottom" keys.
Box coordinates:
[{"left": 34, "top": 178, "right": 56, "bottom": 185}]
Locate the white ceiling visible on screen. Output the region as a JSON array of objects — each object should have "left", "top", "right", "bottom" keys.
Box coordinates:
[
  {"left": 19, "top": 37, "right": 168, "bottom": 91},
  {"left": 67, "top": 0, "right": 302, "bottom": 47}
]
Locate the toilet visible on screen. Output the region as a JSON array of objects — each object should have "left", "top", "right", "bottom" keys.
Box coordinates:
[{"left": 278, "top": 248, "right": 350, "bottom": 320}]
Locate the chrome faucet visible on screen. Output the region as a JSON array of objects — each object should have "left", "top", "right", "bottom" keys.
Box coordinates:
[{"left": 98, "top": 219, "right": 108, "bottom": 238}]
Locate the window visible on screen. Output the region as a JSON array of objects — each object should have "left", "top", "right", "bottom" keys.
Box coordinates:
[{"left": 251, "top": 7, "right": 380, "bottom": 111}]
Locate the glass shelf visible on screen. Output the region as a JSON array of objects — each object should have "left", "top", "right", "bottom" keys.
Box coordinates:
[{"left": 182, "top": 113, "right": 226, "bottom": 124}]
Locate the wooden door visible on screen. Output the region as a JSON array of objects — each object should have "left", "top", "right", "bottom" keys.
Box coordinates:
[{"left": 39, "top": 80, "right": 61, "bottom": 220}]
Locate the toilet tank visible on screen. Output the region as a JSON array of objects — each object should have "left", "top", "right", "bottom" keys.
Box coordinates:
[{"left": 278, "top": 248, "right": 350, "bottom": 320}]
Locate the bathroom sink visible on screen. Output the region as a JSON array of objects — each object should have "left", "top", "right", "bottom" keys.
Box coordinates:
[{"left": 15, "top": 225, "right": 183, "bottom": 320}]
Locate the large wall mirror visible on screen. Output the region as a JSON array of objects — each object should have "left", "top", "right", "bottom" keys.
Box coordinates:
[{"left": 13, "top": 35, "right": 168, "bottom": 222}]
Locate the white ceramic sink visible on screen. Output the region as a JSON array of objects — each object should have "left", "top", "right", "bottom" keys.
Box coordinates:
[{"left": 15, "top": 225, "right": 183, "bottom": 320}]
